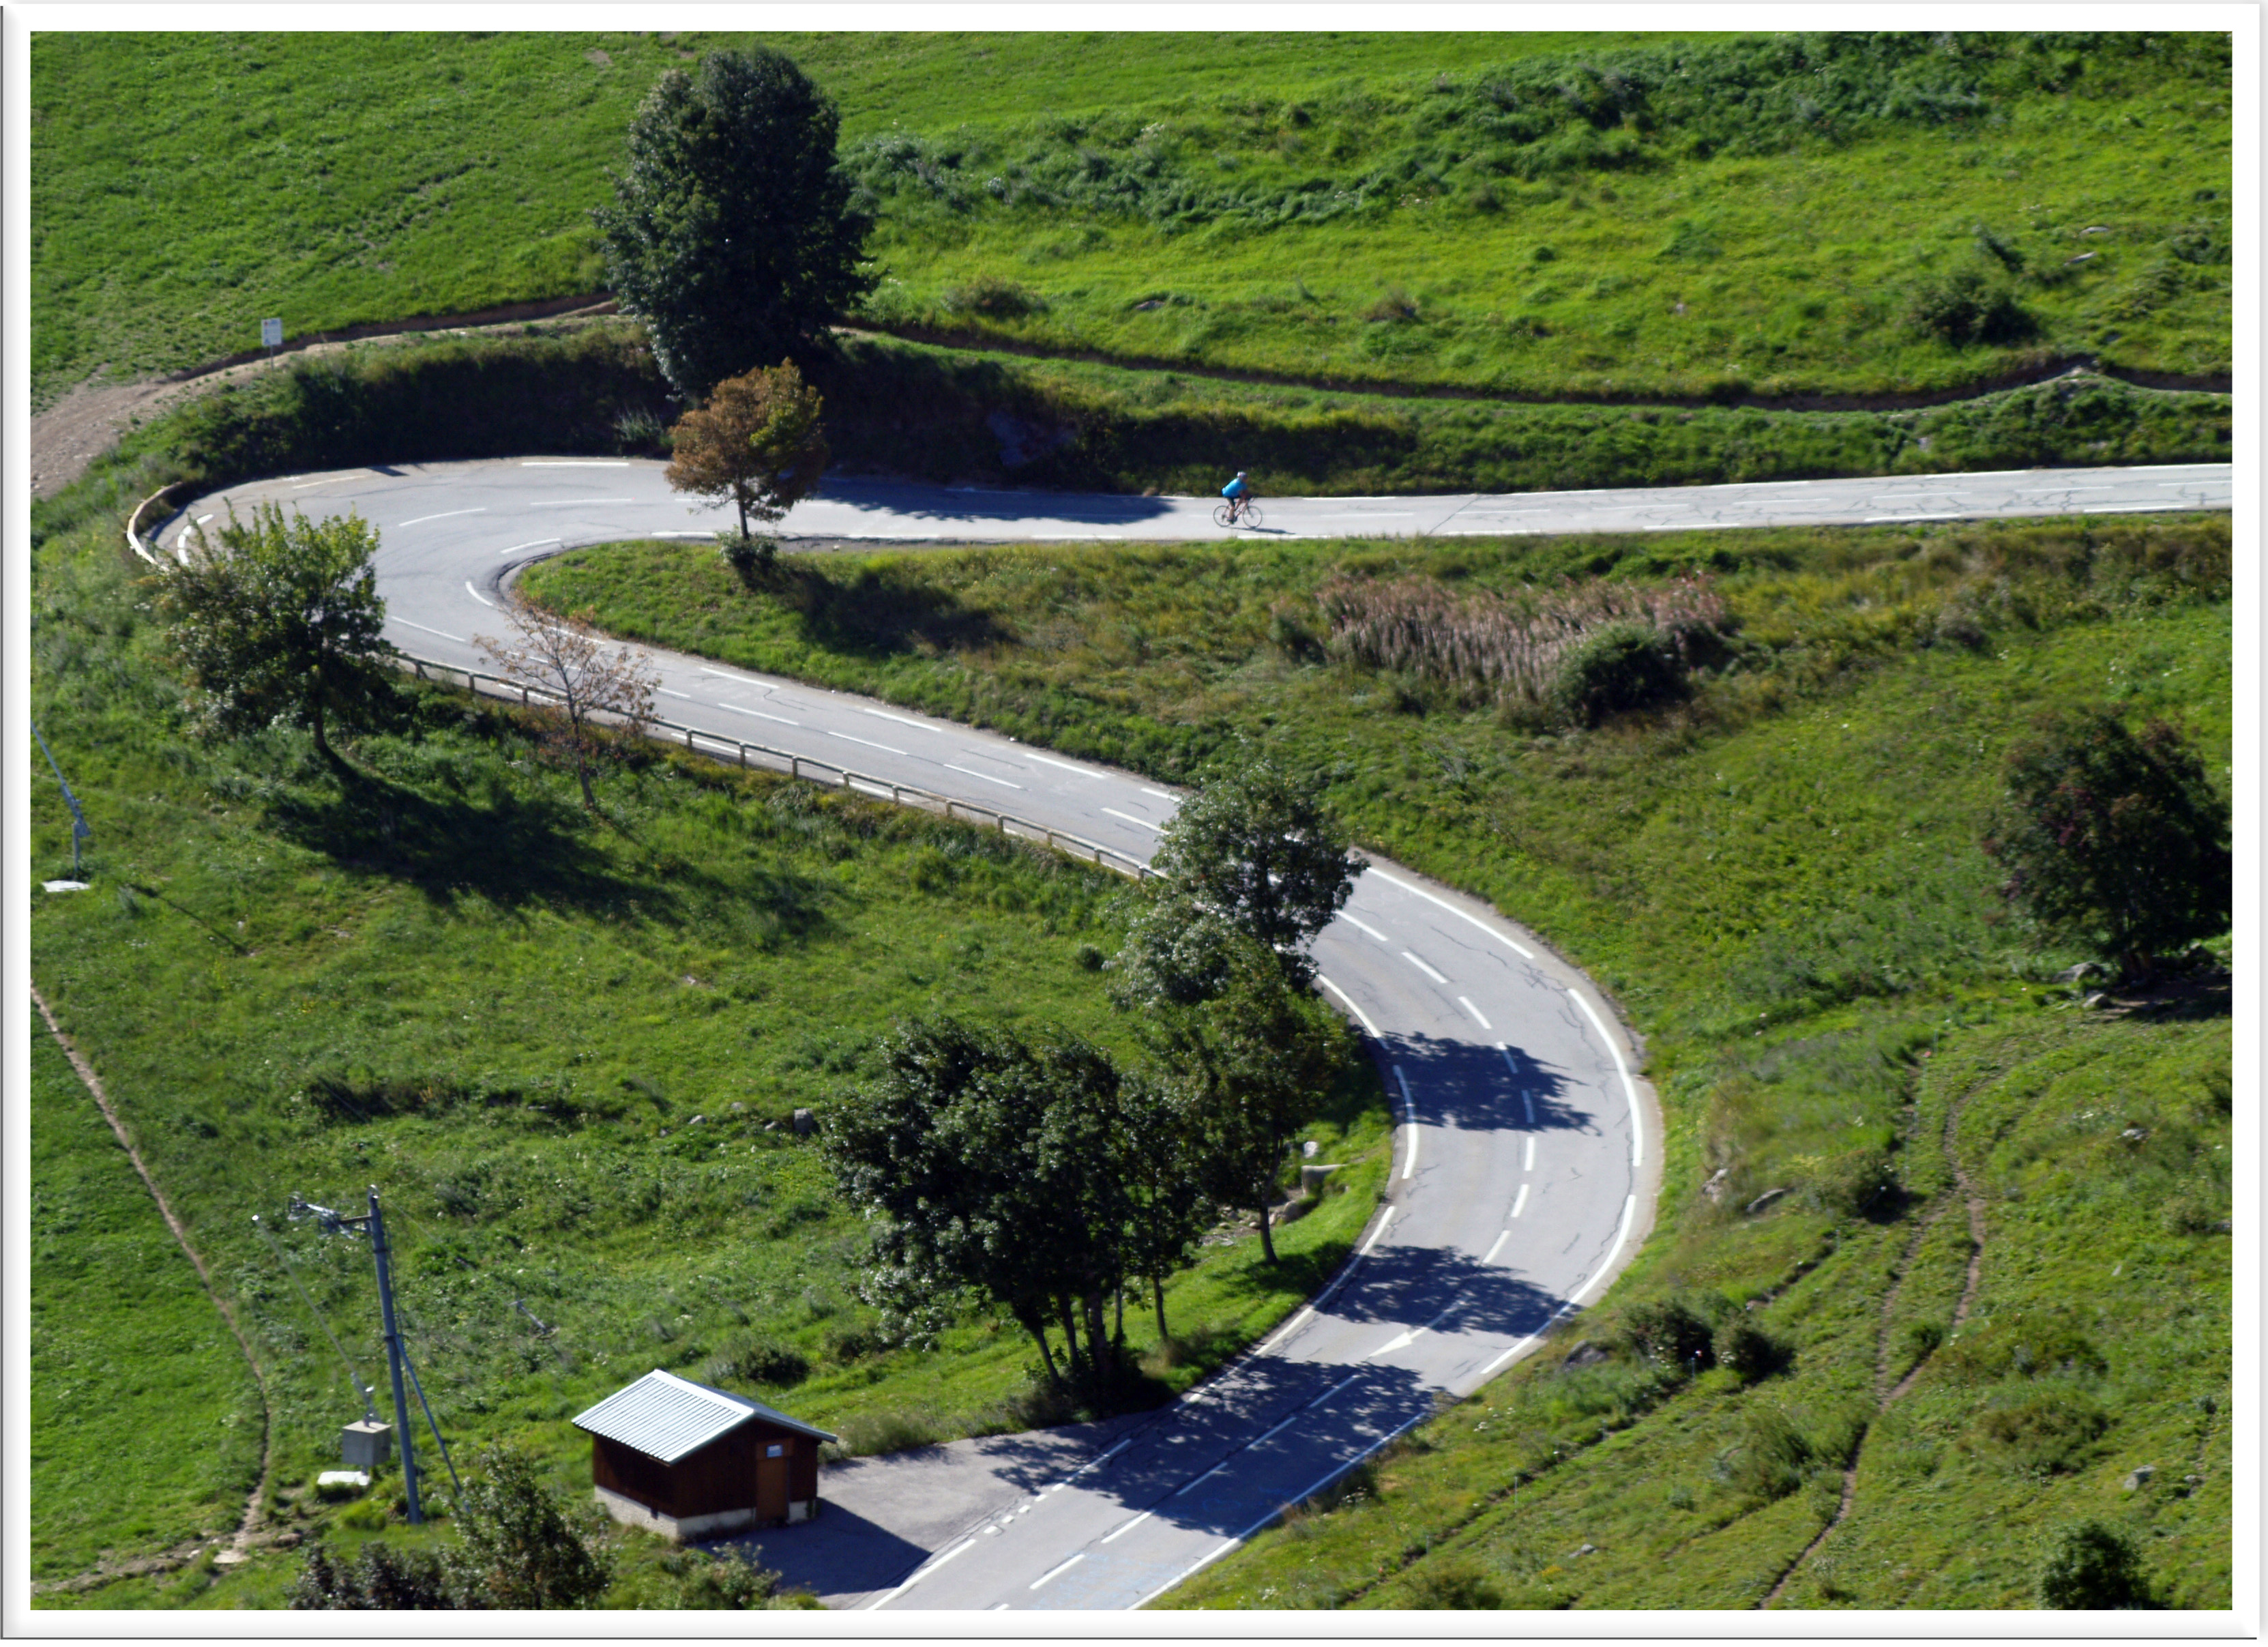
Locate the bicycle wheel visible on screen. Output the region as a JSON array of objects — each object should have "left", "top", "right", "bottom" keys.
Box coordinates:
[
  {"left": 1212, "top": 501, "right": 1236, "bottom": 527},
  {"left": 1238, "top": 502, "right": 1263, "bottom": 529}
]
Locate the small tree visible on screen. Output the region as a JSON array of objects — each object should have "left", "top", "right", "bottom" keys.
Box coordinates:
[
  {"left": 475, "top": 604, "right": 659, "bottom": 809},
  {"left": 664, "top": 360, "right": 829, "bottom": 568},
  {"left": 1983, "top": 708, "right": 2230, "bottom": 978},
  {"left": 154, "top": 501, "right": 400, "bottom": 762},
  {"left": 441, "top": 1444, "right": 613, "bottom": 1609},
  {"left": 1155, "top": 936, "right": 1346, "bottom": 1265},
  {"left": 2038, "top": 1519, "right": 2152, "bottom": 1609},
  {"left": 592, "top": 48, "right": 872, "bottom": 400},
  {"left": 1145, "top": 749, "right": 1363, "bottom": 990}
]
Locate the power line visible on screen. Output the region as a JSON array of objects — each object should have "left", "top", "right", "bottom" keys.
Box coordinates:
[{"left": 252, "top": 1212, "right": 379, "bottom": 1422}]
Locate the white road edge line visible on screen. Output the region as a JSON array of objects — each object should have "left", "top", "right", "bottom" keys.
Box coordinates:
[
  {"left": 1257, "top": 1305, "right": 1314, "bottom": 1356},
  {"left": 1401, "top": 950, "right": 1447, "bottom": 985},
  {"left": 464, "top": 581, "right": 492, "bottom": 608},
  {"left": 1340, "top": 912, "right": 1387, "bottom": 942},
  {"left": 1458, "top": 994, "right": 1492, "bottom": 1030},
  {"left": 1030, "top": 1552, "right": 1086, "bottom": 1590},
  {"left": 394, "top": 617, "right": 467, "bottom": 644},
  {"left": 866, "top": 1536, "right": 976, "bottom": 1608},
  {"left": 1134, "top": 1412, "right": 1432, "bottom": 1608},
  {"left": 1018, "top": 749, "right": 1098, "bottom": 778},
  {"left": 1140, "top": 787, "right": 1176, "bottom": 801},
  {"left": 1369, "top": 867, "right": 1535, "bottom": 958},
  {"left": 1484, "top": 1229, "right": 1510, "bottom": 1263},
  {"left": 501, "top": 536, "right": 561, "bottom": 555},
  {"left": 1065, "top": 1436, "right": 1134, "bottom": 1483},
  {"left": 718, "top": 704, "right": 799, "bottom": 726},
  {"left": 521, "top": 459, "right": 630, "bottom": 467},
  {"left": 658, "top": 688, "right": 691, "bottom": 699},
  {"left": 527, "top": 497, "right": 636, "bottom": 507},
  {"left": 1316, "top": 975, "right": 1380, "bottom": 1039},
  {"left": 1574, "top": 1195, "right": 1640, "bottom": 1307},
  {"left": 398, "top": 508, "right": 486, "bottom": 527},
  {"left": 827, "top": 729, "right": 905, "bottom": 755},
  {"left": 1525, "top": 1136, "right": 1536, "bottom": 1173},
  {"left": 1396, "top": 1066, "right": 1419, "bottom": 1181},
  {"left": 944, "top": 763, "right": 1025, "bottom": 790},
  {"left": 1568, "top": 988, "right": 1645, "bottom": 1169},
  {"left": 861, "top": 705, "right": 932, "bottom": 730},
  {"left": 1100, "top": 806, "right": 1160, "bottom": 832},
  {"left": 1358, "top": 1208, "right": 1396, "bottom": 1257}
]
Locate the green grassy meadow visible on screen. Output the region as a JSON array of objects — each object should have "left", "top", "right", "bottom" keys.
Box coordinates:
[
  {"left": 33, "top": 31, "right": 2229, "bottom": 409},
  {"left": 525, "top": 511, "right": 2232, "bottom": 1606},
  {"left": 27, "top": 489, "right": 1388, "bottom": 1603}
]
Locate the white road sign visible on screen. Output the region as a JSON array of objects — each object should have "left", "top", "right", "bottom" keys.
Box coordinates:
[{"left": 261, "top": 318, "right": 283, "bottom": 348}]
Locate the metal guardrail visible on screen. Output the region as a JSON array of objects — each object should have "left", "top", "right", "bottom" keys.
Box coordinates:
[
  {"left": 126, "top": 483, "right": 184, "bottom": 565},
  {"left": 391, "top": 648, "right": 1158, "bottom": 881}
]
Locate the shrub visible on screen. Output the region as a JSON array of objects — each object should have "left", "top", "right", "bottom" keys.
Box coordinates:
[
  {"left": 1984, "top": 708, "right": 2231, "bottom": 978},
  {"left": 2039, "top": 1519, "right": 2153, "bottom": 1609},
  {"left": 290, "top": 1538, "right": 458, "bottom": 1610},
  {"left": 1909, "top": 265, "right": 2035, "bottom": 346},
  {"left": 1403, "top": 1558, "right": 1505, "bottom": 1607},
  {"left": 1550, "top": 622, "right": 1688, "bottom": 725},
  {"left": 1620, "top": 1298, "right": 1715, "bottom": 1373},
  {"left": 1713, "top": 1317, "right": 1786, "bottom": 1383},
  {"left": 1970, "top": 1386, "right": 2110, "bottom": 1476},
  {"left": 711, "top": 1336, "right": 812, "bottom": 1388},
  {"left": 941, "top": 276, "right": 1046, "bottom": 318}
]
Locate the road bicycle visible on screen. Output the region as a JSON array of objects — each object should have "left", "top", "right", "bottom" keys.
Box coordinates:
[{"left": 1212, "top": 499, "right": 1264, "bottom": 529}]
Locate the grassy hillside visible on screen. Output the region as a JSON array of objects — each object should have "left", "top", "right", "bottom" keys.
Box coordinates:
[
  {"left": 33, "top": 30, "right": 2229, "bottom": 408},
  {"left": 27, "top": 483, "right": 1388, "bottom": 1603},
  {"left": 525, "top": 511, "right": 2232, "bottom": 1606}
]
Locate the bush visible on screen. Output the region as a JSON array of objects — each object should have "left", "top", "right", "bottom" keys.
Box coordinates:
[
  {"left": 941, "top": 276, "right": 1046, "bottom": 318},
  {"left": 1970, "top": 1386, "right": 2110, "bottom": 1476},
  {"left": 1403, "top": 1558, "right": 1505, "bottom": 1607},
  {"left": 1984, "top": 708, "right": 2231, "bottom": 977},
  {"left": 1713, "top": 1317, "right": 1786, "bottom": 1383},
  {"left": 1552, "top": 624, "right": 1689, "bottom": 725},
  {"left": 290, "top": 1538, "right": 458, "bottom": 1610},
  {"left": 2039, "top": 1519, "right": 2153, "bottom": 1608},
  {"left": 1619, "top": 1298, "right": 1715, "bottom": 1373},
  {"left": 1908, "top": 265, "right": 2035, "bottom": 346},
  {"left": 711, "top": 1336, "right": 812, "bottom": 1388}
]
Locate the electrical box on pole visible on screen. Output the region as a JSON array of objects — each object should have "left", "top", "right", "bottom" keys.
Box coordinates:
[{"left": 288, "top": 1187, "right": 426, "bottom": 1524}]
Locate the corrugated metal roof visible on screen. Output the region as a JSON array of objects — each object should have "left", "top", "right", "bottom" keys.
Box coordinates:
[{"left": 570, "top": 1369, "right": 837, "bottom": 1463}]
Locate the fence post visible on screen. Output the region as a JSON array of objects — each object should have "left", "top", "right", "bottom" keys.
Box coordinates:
[{"left": 790, "top": 757, "right": 799, "bottom": 781}]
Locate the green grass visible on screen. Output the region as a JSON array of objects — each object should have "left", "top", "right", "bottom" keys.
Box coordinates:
[
  {"left": 27, "top": 488, "right": 1388, "bottom": 1599},
  {"left": 1166, "top": 1012, "right": 2230, "bottom": 1610},
  {"left": 33, "top": 31, "right": 2228, "bottom": 409},
  {"left": 522, "top": 512, "right": 2230, "bottom": 1605},
  {"left": 29, "top": 1006, "right": 266, "bottom": 1584}
]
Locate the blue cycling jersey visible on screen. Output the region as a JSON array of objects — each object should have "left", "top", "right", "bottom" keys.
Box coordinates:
[{"left": 1222, "top": 478, "right": 1248, "bottom": 498}]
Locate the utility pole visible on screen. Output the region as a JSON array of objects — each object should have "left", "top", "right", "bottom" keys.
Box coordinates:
[
  {"left": 31, "top": 723, "right": 90, "bottom": 879},
  {"left": 291, "top": 1186, "right": 424, "bottom": 1524}
]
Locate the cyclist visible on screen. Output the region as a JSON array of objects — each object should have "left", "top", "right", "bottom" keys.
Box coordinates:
[{"left": 1220, "top": 470, "right": 1252, "bottom": 523}]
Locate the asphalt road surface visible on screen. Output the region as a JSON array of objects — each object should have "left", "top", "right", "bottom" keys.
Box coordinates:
[{"left": 157, "top": 459, "right": 2224, "bottom": 1609}]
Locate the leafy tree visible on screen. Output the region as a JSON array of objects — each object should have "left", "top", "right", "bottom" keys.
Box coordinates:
[
  {"left": 1111, "top": 1073, "right": 1212, "bottom": 1343},
  {"left": 1144, "top": 749, "right": 1363, "bottom": 989},
  {"left": 475, "top": 604, "right": 659, "bottom": 809},
  {"left": 664, "top": 360, "right": 829, "bottom": 566},
  {"left": 2038, "top": 1519, "right": 2153, "bottom": 1608},
  {"left": 153, "top": 501, "right": 400, "bottom": 762},
  {"left": 1106, "top": 894, "right": 1249, "bottom": 1012},
  {"left": 826, "top": 1019, "right": 1160, "bottom": 1398},
  {"left": 1155, "top": 935, "right": 1348, "bottom": 1265},
  {"left": 1983, "top": 708, "right": 2230, "bottom": 977},
  {"left": 592, "top": 48, "right": 872, "bottom": 400},
  {"left": 441, "top": 1444, "right": 613, "bottom": 1609}
]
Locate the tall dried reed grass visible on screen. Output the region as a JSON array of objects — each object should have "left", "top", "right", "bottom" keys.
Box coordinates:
[{"left": 1314, "top": 572, "right": 1732, "bottom": 709}]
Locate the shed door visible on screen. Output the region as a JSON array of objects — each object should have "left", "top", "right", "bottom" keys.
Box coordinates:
[{"left": 757, "top": 1442, "right": 790, "bottom": 1521}]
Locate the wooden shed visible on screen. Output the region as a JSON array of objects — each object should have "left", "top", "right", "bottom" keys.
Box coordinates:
[{"left": 571, "top": 1368, "right": 836, "bottom": 1543}]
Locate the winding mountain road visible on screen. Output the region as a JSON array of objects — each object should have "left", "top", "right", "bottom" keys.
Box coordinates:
[{"left": 156, "top": 460, "right": 2224, "bottom": 1609}]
